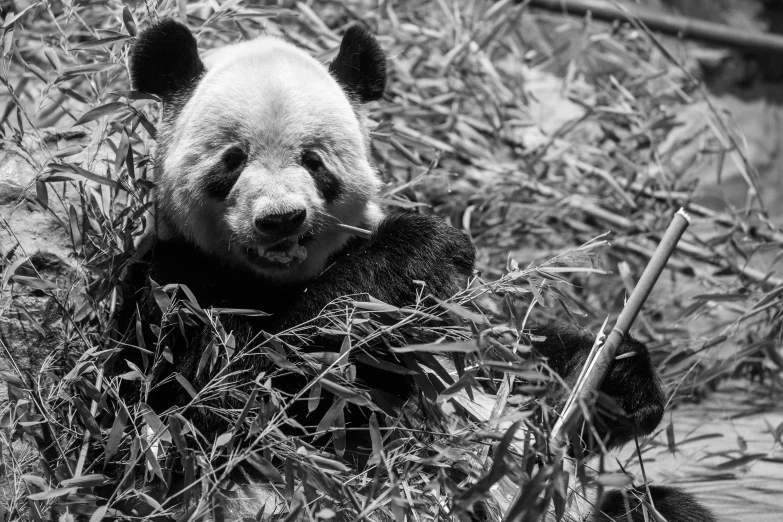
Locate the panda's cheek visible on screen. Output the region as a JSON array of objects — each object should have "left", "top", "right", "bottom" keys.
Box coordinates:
[
  {"left": 179, "top": 199, "right": 234, "bottom": 255},
  {"left": 224, "top": 210, "right": 241, "bottom": 234}
]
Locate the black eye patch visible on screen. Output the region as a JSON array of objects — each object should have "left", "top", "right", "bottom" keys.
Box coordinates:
[
  {"left": 203, "top": 146, "right": 247, "bottom": 199},
  {"left": 301, "top": 150, "right": 342, "bottom": 202}
]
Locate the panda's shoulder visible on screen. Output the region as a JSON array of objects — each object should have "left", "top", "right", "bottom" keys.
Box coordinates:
[
  {"left": 321, "top": 210, "right": 475, "bottom": 286},
  {"left": 374, "top": 210, "right": 474, "bottom": 260}
]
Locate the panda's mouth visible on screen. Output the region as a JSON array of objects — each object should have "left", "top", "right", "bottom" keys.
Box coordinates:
[{"left": 244, "top": 231, "right": 314, "bottom": 268}]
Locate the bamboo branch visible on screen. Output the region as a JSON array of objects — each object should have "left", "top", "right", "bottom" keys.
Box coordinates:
[
  {"left": 519, "top": 178, "right": 783, "bottom": 288},
  {"left": 74, "top": 367, "right": 103, "bottom": 477},
  {"left": 528, "top": 0, "right": 783, "bottom": 55},
  {"left": 336, "top": 223, "right": 372, "bottom": 239}
]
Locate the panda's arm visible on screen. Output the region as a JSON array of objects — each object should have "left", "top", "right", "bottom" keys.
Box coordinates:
[
  {"left": 528, "top": 322, "right": 665, "bottom": 449},
  {"left": 272, "top": 210, "right": 475, "bottom": 331},
  {"left": 273, "top": 211, "right": 664, "bottom": 448}
]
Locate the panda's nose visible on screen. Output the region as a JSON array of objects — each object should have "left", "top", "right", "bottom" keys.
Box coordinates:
[{"left": 255, "top": 209, "right": 307, "bottom": 236}]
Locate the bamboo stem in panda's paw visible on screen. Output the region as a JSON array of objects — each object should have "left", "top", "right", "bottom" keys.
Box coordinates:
[
  {"left": 550, "top": 207, "right": 690, "bottom": 443},
  {"left": 502, "top": 208, "right": 691, "bottom": 522}
]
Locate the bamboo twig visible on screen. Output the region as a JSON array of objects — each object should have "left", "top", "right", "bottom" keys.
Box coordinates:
[
  {"left": 74, "top": 367, "right": 104, "bottom": 477},
  {"left": 336, "top": 223, "right": 373, "bottom": 239}
]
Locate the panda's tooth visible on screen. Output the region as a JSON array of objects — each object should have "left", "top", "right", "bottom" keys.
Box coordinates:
[{"left": 257, "top": 246, "right": 265, "bottom": 257}]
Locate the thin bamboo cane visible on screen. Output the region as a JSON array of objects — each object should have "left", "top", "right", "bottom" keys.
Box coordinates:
[
  {"left": 503, "top": 208, "right": 690, "bottom": 521},
  {"left": 550, "top": 208, "right": 691, "bottom": 442}
]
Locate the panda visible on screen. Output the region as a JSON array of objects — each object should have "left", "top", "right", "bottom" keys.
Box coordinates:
[{"left": 114, "top": 19, "right": 716, "bottom": 522}]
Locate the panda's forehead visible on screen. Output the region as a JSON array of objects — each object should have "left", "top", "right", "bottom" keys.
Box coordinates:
[
  {"left": 198, "top": 37, "right": 351, "bottom": 116},
  {"left": 203, "top": 37, "right": 322, "bottom": 75},
  {"left": 176, "top": 42, "right": 361, "bottom": 153}
]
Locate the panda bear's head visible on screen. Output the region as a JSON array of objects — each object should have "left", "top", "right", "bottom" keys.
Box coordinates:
[{"left": 130, "top": 21, "right": 386, "bottom": 283}]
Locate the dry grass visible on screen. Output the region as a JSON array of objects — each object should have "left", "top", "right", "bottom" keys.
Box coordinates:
[{"left": 1, "top": 1, "right": 782, "bottom": 521}]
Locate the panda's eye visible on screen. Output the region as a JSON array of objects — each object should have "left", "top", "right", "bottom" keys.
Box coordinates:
[
  {"left": 301, "top": 150, "right": 324, "bottom": 173},
  {"left": 223, "top": 147, "right": 247, "bottom": 171},
  {"left": 203, "top": 147, "right": 247, "bottom": 199},
  {"left": 301, "top": 149, "right": 342, "bottom": 202}
]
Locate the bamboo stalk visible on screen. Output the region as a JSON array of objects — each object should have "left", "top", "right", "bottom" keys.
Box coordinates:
[
  {"left": 551, "top": 208, "right": 690, "bottom": 442},
  {"left": 503, "top": 209, "right": 690, "bottom": 522},
  {"left": 528, "top": 0, "right": 783, "bottom": 55}
]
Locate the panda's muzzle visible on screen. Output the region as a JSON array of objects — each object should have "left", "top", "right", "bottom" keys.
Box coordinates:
[
  {"left": 254, "top": 209, "right": 307, "bottom": 238},
  {"left": 244, "top": 209, "right": 312, "bottom": 267}
]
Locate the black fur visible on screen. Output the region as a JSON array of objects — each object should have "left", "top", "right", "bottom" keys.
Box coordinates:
[
  {"left": 203, "top": 148, "right": 246, "bottom": 199},
  {"left": 594, "top": 486, "right": 718, "bottom": 522},
  {"left": 120, "top": 210, "right": 475, "bottom": 437},
  {"left": 328, "top": 26, "right": 387, "bottom": 103},
  {"left": 202, "top": 165, "right": 240, "bottom": 199},
  {"left": 129, "top": 19, "right": 205, "bottom": 103},
  {"left": 134, "top": 210, "right": 473, "bottom": 327},
  {"left": 118, "top": 210, "right": 716, "bottom": 520},
  {"left": 530, "top": 323, "right": 665, "bottom": 449},
  {"left": 302, "top": 150, "right": 342, "bottom": 201}
]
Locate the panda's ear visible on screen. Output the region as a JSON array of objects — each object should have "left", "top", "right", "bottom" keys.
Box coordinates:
[
  {"left": 130, "top": 19, "right": 205, "bottom": 102},
  {"left": 329, "top": 26, "right": 387, "bottom": 103}
]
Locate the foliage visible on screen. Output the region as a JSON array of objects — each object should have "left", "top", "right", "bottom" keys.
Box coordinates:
[{"left": 1, "top": 1, "right": 782, "bottom": 521}]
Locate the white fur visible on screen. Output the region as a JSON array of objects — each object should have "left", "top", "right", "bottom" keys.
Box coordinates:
[{"left": 157, "top": 36, "right": 382, "bottom": 282}]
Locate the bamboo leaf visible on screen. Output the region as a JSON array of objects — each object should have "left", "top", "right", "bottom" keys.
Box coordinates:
[{"left": 72, "top": 102, "right": 128, "bottom": 126}]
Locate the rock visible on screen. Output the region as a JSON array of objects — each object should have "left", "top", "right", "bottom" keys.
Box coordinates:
[
  {"left": 0, "top": 146, "right": 38, "bottom": 204},
  {"left": 0, "top": 128, "right": 91, "bottom": 377},
  {"left": 0, "top": 129, "right": 90, "bottom": 265}
]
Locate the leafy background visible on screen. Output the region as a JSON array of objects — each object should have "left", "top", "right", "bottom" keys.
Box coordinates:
[{"left": 1, "top": 1, "right": 782, "bottom": 521}]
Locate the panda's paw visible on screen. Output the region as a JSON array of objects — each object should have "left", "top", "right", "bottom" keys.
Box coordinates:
[
  {"left": 596, "top": 334, "right": 665, "bottom": 448},
  {"left": 529, "top": 323, "right": 665, "bottom": 449},
  {"left": 370, "top": 210, "right": 476, "bottom": 294}
]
